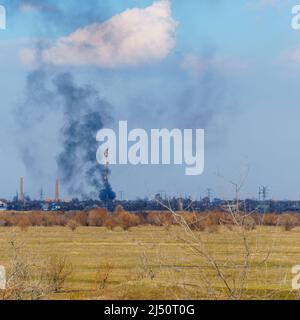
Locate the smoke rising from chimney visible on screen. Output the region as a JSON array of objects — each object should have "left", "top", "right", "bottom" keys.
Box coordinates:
[{"left": 53, "top": 72, "right": 113, "bottom": 198}]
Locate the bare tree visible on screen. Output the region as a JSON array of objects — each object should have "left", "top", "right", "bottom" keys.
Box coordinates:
[{"left": 154, "top": 168, "right": 287, "bottom": 300}]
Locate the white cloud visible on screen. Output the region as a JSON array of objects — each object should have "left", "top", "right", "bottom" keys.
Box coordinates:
[
  {"left": 257, "top": 0, "right": 283, "bottom": 7},
  {"left": 181, "top": 55, "right": 207, "bottom": 74},
  {"left": 24, "top": 0, "right": 178, "bottom": 68},
  {"left": 18, "top": 2, "right": 56, "bottom": 13},
  {"left": 181, "top": 54, "right": 250, "bottom": 75},
  {"left": 246, "top": 0, "right": 288, "bottom": 9}
]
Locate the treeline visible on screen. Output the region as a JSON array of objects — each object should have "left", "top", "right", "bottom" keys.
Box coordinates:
[{"left": 0, "top": 207, "right": 300, "bottom": 232}]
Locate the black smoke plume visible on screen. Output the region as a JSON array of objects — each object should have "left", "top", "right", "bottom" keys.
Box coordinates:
[
  {"left": 16, "top": 70, "right": 115, "bottom": 199},
  {"left": 54, "top": 72, "right": 114, "bottom": 198},
  {"left": 10, "top": 0, "right": 118, "bottom": 199},
  {"left": 100, "top": 166, "right": 116, "bottom": 203}
]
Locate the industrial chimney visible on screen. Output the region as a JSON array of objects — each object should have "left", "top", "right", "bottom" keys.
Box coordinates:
[
  {"left": 55, "top": 177, "right": 59, "bottom": 202},
  {"left": 20, "top": 177, "right": 24, "bottom": 202}
]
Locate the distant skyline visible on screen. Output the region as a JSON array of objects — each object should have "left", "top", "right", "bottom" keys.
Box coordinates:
[{"left": 1, "top": 0, "right": 300, "bottom": 201}]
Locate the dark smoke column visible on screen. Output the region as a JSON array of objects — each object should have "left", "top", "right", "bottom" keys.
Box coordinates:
[
  {"left": 99, "top": 148, "right": 116, "bottom": 209},
  {"left": 53, "top": 72, "right": 116, "bottom": 199}
]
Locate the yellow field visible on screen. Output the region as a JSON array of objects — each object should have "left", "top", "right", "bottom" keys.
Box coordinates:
[{"left": 0, "top": 225, "right": 300, "bottom": 300}]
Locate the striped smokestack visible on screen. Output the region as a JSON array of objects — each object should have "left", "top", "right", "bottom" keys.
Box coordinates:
[
  {"left": 55, "top": 177, "right": 59, "bottom": 202},
  {"left": 20, "top": 177, "right": 24, "bottom": 202}
]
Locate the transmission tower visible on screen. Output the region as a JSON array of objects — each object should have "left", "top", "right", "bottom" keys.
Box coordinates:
[
  {"left": 259, "top": 186, "right": 269, "bottom": 202},
  {"left": 207, "top": 188, "right": 212, "bottom": 202},
  {"left": 40, "top": 188, "right": 44, "bottom": 201},
  {"left": 159, "top": 190, "right": 167, "bottom": 200},
  {"left": 119, "top": 191, "right": 124, "bottom": 201}
]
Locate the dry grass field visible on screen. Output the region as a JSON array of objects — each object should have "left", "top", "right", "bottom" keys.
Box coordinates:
[{"left": 0, "top": 223, "right": 300, "bottom": 300}]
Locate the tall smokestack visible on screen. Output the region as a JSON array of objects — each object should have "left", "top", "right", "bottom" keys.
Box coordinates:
[
  {"left": 20, "top": 177, "right": 24, "bottom": 202},
  {"left": 55, "top": 177, "right": 59, "bottom": 202},
  {"left": 99, "top": 148, "right": 116, "bottom": 206},
  {"left": 103, "top": 148, "right": 109, "bottom": 183}
]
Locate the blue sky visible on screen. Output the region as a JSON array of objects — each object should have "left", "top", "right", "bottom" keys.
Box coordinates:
[{"left": 1, "top": 0, "right": 300, "bottom": 201}]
